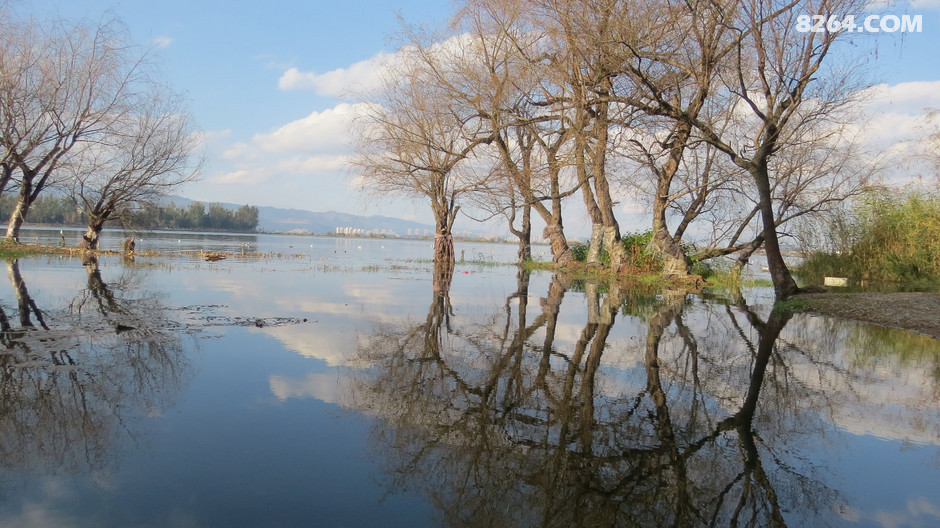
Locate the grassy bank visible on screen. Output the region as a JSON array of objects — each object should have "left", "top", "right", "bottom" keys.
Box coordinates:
[{"left": 0, "top": 240, "right": 79, "bottom": 259}]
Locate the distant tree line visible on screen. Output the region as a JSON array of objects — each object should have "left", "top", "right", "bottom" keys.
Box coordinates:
[
  {"left": 0, "top": 195, "right": 258, "bottom": 233},
  {"left": 131, "top": 202, "right": 259, "bottom": 232}
]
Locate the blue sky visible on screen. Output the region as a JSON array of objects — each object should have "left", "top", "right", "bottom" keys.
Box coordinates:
[{"left": 18, "top": 1, "right": 940, "bottom": 236}]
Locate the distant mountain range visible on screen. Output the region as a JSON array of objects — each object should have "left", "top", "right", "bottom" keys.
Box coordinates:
[
  {"left": 165, "top": 196, "right": 476, "bottom": 237},
  {"left": 255, "top": 205, "right": 440, "bottom": 236}
]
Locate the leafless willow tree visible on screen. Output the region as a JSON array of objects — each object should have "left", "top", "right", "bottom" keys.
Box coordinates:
[
  {"left": 458, "top": 0, "right": 868, "bottom": 285},
  {"left": 351, "top": 0, "right": 872, "bottom": 286},
  {"left": 626, "top": 111, "right": 874, "bottom": 273},
  {"left": 71, "top": 88, "right": 200, "bottom": 250},
  {"left": 613, "top": 0, "right": 868, "bottom": 296},
  {"left": 0, "top": 2, "right": 22, "bottom": 202},
  {"left": 352, "top": 31, "right": 493, "bottom": 266},
  {"left": 715, "top": 0, "right": 869, "bottom": 297},
  {"left": 454, "top": 0, "right": 582, "bottom": 265},
  {"left": 0, "top": 14, "right": 159, "bottom": 242},
  {"left": 531, "top": 0, "right": 637, "bottom": 269},
  {"left": 604, "top": 0, "right": 744, "bottom": 278}
]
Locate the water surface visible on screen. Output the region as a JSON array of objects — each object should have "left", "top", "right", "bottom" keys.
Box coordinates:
[{"left": 1, "top": 231, "right": 938, "bottom": 527}]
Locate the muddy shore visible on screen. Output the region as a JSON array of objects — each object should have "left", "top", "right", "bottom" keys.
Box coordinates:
[{"left": 791, "top": 292, "right": 940, "bottom": 339}]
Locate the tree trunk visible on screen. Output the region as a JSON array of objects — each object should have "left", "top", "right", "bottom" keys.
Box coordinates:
[
  {"left": 652, "top": 177, "right": 689, "bottom": 278},
  {"left": 434, "top": 231, "right": 455, "bottom": 266},
  {"left": 734, "top": 237, "right": 764, "bottom": 271},
  {"left": 513, "top": 204, "right": 532, "bottom": 264},
  {"left": 5, "top": 197, "right": 29, "bottom": 242},
  {"left": 0, "top": 164, "right": 13, "bottom": 201},
  {"left": 543, "top": 222, "right": 572, "bottom": 266},
  {"left": 79, "top": 219, "right": 105, "bottom": 251},
  {"left": 602, "top": 226, "right": 625, "bottom": 270},
  {"left": 653, "top": 215, "right": 689, "bottom": 279},
  {"left": 577, "top": 173, "right": 603, "bottom": 264},
  {"left": 587, "top": 223, "right": 604, "bottom": 264},
  {"left": 588, "top": 95, "right": 625, "bottom": 270},
  {"left": 433, "top": 203, "right": 456, "bottom": 266},
  {"left": 751, "top": 165, "right": 800, "bottom": 299}
]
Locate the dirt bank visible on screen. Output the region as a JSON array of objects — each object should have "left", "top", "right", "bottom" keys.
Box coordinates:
[{"left": 791, "top": 292, "right": 940, "bottom": 339}]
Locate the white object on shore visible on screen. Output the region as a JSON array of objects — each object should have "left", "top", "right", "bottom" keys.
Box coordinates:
[{"left": 824, "top": 276, "right": 848, "bottom": 287}]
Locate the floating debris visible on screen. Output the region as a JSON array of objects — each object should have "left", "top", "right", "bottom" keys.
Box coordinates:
[{"left": 201, "top": 315, "right": 308, "bottom": 328}]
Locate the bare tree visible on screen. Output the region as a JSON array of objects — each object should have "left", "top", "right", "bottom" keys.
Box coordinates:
[
  {"left": 511, "top": 0, "right": 635, "bottom": 269},
  {"left": 618, "top": 0, "right": 867, "bottom": 297},
  {"left": 455, "top": 0, "right": 609, "bottom": 267},
  {"left": 0, "top": 13, "right": 151, "bottom": 242},
  {"left": 608, "top": 0, "right": 744, "bottom": 278},
  {"left": 353, "top": 30, "right": 494, "bottom": 266},
  {"left": 626, "top": 113, "right": 874, "bottom": 273},
  {"left": 449, "top": 3, "right": 543, "bottom": 264},
  {"left": 465, "top": 125, "right": 538, "bottom": 263},
  {"left": 706, "top": 0, "right": 868, "bottom": 297},
  {"left": 71, "top": 88, "right": 199, "bottom": 250},
  {"left": 0, "top": 1, "right": 23, "bottom": 202}
]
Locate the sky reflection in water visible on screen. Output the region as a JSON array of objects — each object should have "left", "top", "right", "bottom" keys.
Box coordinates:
[{"left": 0, "top": 232, "right": 938, "bottom": 527}]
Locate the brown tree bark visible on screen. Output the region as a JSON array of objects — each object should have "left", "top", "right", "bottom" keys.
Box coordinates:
[
  {"left": 750, "top": 162, "right": 800, "bottom": 299},
  {"left": 543, "top": 222, "right": 572, "bottom": 266},
  {"left": 79, "top": 219, "right": 106, "bottom": 251}
]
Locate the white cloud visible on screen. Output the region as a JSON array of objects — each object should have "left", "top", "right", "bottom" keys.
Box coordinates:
[
  {"left": 276, "top": 34, "right": 475, "bottom": 98},
  {"left": 858, "top": 80, "right": 940, "bottom": 115},
  {"left": 220, "top": 103, "right": 366, "bottom": 164},
  {"left": 276, "top": 154, "right": 350, "bottom": 173},
  {"left": 184, "top": 99, "right": 382, "bottom": 212},
  {"left": 848, "top": 81, "right": 940, "bottom": 183},
  {"left": 902, "top": 0, "right": 940, "bottom": 8},
  {"left": 213, "top": 169, "right": 257, "bottom": 185},
  {"left": 278, "top": 52, "right": 396, "bottom": 97},
  {"left": 253, "top": 103, "right": 362, "bottom": 154},
  {"left": 153, "top": 36, "right": 173, "bottom": 49}
]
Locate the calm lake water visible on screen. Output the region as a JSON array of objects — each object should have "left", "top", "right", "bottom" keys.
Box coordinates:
[{"left": 1, "top": 229, "right": 938, "bottom": 527}]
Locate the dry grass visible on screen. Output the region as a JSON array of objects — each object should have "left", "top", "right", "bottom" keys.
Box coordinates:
[{"left": 0, "top": 240, "right": 120, "bottom": 259}]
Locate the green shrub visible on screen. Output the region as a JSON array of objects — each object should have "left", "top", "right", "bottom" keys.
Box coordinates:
[
  {"left": 690, "top": 260, "right": 716, "bottom": 280},
  {"left": 570, "top": 242, "right": 589, "bottom": 262},
  {"left": 621, "top": 231, "right": 663, "bottom": 272}
]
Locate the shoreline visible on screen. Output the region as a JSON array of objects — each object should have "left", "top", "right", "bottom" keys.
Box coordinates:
[
  {"left": 5, "top": 239, "right": 938, "bottom": 339},
  {"left": 789, "top": 292, "right": 940, "bottom": 339}
]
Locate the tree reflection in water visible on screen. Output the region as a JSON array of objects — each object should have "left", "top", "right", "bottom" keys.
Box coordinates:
[
  {"left": 0, "top": 258, "right": 188, "bottom": 479},
  {"left": 350, "top": 273, "right": 873, "bottom": 527}
]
